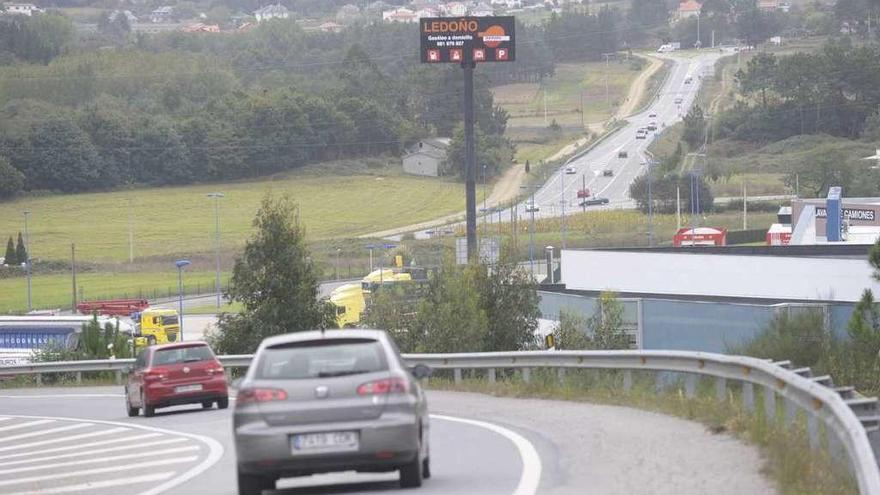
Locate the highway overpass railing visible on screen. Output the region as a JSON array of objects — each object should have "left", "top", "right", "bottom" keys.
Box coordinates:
[{"left": 2, "top": 350, "right": 879, "bottom": 494}]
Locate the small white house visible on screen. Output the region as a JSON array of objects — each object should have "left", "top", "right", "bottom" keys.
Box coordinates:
[
  {"left": 254, "top": 4, "right": 289, "bottom": 22},
  {"left": 382, "top": 7, "right": 417, "bottom": 22},
  {"left": 150, "top": 6, "right": 174, "bottom": 23},
  {"left": 403, "top": 138, "right": 451, "bottom": 177},
  {"left": 3, "top": 3, "right": 41, "bottom": 16},
  {"left": 441, "top": 2, "right": 467, "bottom": 17}
]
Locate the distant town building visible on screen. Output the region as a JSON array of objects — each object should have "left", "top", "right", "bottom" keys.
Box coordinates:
[
  {"left": 109, "top": 9, "right": 138, "bottom": 23},
  {"left": 676, "top": 0, "right": 702, "bottom": 20},
  {"left": 150, "top": 6, "right": 174, "bottom": 23},
  {"left": 403, "top": 138, "right": 450, "bottom": 177},
  {"left": 318, "top": 21, "right": 344, "bottom": 32},
  {"left": 182, "top": 22, "right": 220, "bottom": 32},
  {"left": 490, "top": 0, "right": 523, "bottom": 7},
  {"left": 382, "top": 7, "right": 417, "bottom": 22},
  {"left": 757, "top": 0, "right": 778, "bottom": 11},
  {"left": 3, "top": 3, "right": 41, "bottom": 16},
  {"left": 253, "top": 4, "right": 289, "bottom": 23},
  {"left": 441, "top": 2, "right": 468, "bottom": 16}
]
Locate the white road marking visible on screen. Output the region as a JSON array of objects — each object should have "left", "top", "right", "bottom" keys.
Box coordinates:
[
  {"left": 0, "top": 420, "right": 55, "bottom": 432},
  {"left": 0, "top": 436, "right": 185, "bottom": 466},
  {"left": 0, "top": 423, "right": 93, "bottom": 444},
  {"left": 0, "top": 446, "right": 200, "bottom": 475},
  {"left": 432, "top": 414, "right": 542, "bottom": 495},
  {"left": 4, "top": 472, "right": 177, "bottom": 495},
  {"left": 1, "top": 414, "right": 225, "bottom": 495},
  {"left": 0, "top": 427, "right": 130, "bottom": 454},
  {"left": 0, "top": 455, "right": 198, "bottom": 487},
  {"left": 0, "top": 417, "right": 11, "bottom": 422}
]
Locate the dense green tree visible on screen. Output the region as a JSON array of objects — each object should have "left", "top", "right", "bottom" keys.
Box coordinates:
[
  {"left": 15, "top": 232, "right": 26, "bottom": 264},
  {"left": 412, "top": 263, "right": 489, "bottom": 354},
  {"left": 0, "top": 155, "right": 24, "bottom": 199},
  {"left": 0, "top": 13, "right": 73, "bottom": 63},
  {"left": 628, "top": 0, "right": 669, "bottom": 30},
  {"left": 208, "top": 195, "right": 336, "bottom": 354},
  {"left": 682, "top": 104, "right": 706, "bottom": 148},
  {"left": 480, "top": 255, "right": 541, "bottom": 352},
  {"left": 552, "top": 292, "right": 629, "bottom": 350},
  {"left": 4, "top": 236, "right": 16, "bottom": 265},
  {"left": 13, "top": 118, "right": 101, "bottom": 192},
  {"left": 629, "top": 171, "right": 714, "bottom": 214},
  {"left": 34, "top": 316, "right": 133, "bottom": 362}
]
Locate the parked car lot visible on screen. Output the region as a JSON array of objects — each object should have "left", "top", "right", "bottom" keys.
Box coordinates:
[{"left": 233, "top": 329, "right": 431, "bottom": 494}]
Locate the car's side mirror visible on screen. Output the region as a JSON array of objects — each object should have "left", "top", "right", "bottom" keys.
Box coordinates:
[{"left": 410, "top": 364, "right": 432, "bottom": 380}]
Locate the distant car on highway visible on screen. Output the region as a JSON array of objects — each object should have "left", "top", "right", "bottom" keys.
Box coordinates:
[
  {"left": 617, "top": 150, "right": 628, "bottom": 158},
  {"left": 647, "top": 122, "right": 657, "bottom": 131},
  {"left": 684, "top": 76, "right": 693, "bottom": 84},
  {"left": 674, "top": 97, "right": 683, "bottom": 104},
  {"left": 636, "top": 128, "right": 647, "bottom": 139},
  {"left": 565, "top": 166, "right": 577, "bottom": 174},
  {"left": 580, "top": 197, "right": 610, "bottom": 207},
  {"left": 648, "top": 112, "right": 657, "bottom": 118},
  {"left": 525, "top": 201, "right": 540, "bottom": 213},
  {"left": 233, "top": 329, "right": 432, "bottom": 494},
  {"left": 603, "top": 169, "right": 614, "bottom": 177},
  {"left": 125, "top": 341, "right": 228, "bottom": 418}
]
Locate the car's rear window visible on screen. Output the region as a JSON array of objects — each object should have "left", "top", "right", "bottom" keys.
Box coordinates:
[
  {"left": 152, "top": 345, "right": 214, "bottom": 366},
  {"left": 256, "top": 339, "right": 388, "bottom": 379}
]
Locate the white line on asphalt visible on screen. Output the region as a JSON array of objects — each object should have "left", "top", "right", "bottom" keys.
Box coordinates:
[
  {"left": 0, "top": 445, "right": 200, "bottom": 475},
  {"left": 0, "top": 394, "right": 122, "bottom": 399},
  {"left": 0, "top": 417, "right": 11, "bottom": 422},
  {"left": 0, "top": 423, "right": 93, "bottom": 444},
  {"left": 1, "top": 414, "right": 225, "bottom": 495},
  {"left": 431, "top": 414, "right": 542, "bottom": 495},
  {"left": 0, "top": 436, "right": 185, "bottom": 466},
  {"left": 0, "top": 455, "right": 198, "bottom": 487},
  {"left": 0, "top": 427, "right": 130, "bottom": 454},
  {"left": 0, "top": 419, "right": 55, "bottom": 432},
  {"left": 4, "top": 472, "right": 178, "bottom": 495}
]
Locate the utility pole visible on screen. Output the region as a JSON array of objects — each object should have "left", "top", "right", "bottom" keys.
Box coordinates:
[
  {"left": 647, "top": 160, "right": 655, "bottom": 247},
  {"left": 580, "top": 90, "right": 584, "bottom": 128},
  {"left": 602, "top": 53, "right": 613, "bottom": 111},
  {"left": 743, "top": 181, "right": 748, "bottom": 230},
  {"left": 71, "top": 243, "right": 77, "bottom": 312},
  {"left": 581, "top": 174, "right": 587, "bottom": 212},
  {"left": 529, "top": 191, "right": 536, "bottom": 275},
  {"left": 23, "top": 210, "right": 31, "bottom": 313},
  {"left": 207, "top": 192, "right": 224, "bottom": 309},
  {"left": 676, "top": 186, "right": 682, "bottom": 229},
  {"left": 543, "top": 87, "right": 548, "bottom": 126},
  {"left": 561, "top": 168, "right": 567, "bottom": 249},
  {"left": 463, "top": 59, "right": 478, "bottom": 263},
  {"left": 127, "top": 197, "right": 134, "bottom": 264}
]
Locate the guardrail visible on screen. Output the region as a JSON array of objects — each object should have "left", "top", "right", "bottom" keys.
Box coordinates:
[{"left": 2, "top": 350, "right": 879, "bottom": 494}]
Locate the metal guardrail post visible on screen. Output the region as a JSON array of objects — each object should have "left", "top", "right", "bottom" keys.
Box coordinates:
[
  {"left": 557, "top": 368, "right": 566, "bottom": 385},
  {"left": 764, "top": 386, "right": 776, "bottom": 421},
  {"left": 715, "top": 377, "right": 727, "bottom": 402},
  {"left": 808, "top": 416, "right": 820, "bottom": 450},
  {"left": 623, "top": 370, "right": 632, "bottom": 392},
  {"left": 522, "top": 368, "right": 531, "bottom": 384},
  {"left": 743, "top": 382, "right": 755, "bottom": 413},
  {"left": 35, "top": 373, "right": 41, "bottom": 387},
  {"left": 685, "top": 374, "right": 697, "bottom": 399},
  {"left": 76, "top": 371, "right": 82, "bottom": 385},
  {"left": 785, "top": 398, "right": 798, "bottom": 424},
  {"left": 453, "top": 368, "right": 462, "bottom": 385},
  {"left": 488, "top": 368, "right": 496, "bottom": 384},
  {"left": 115, "top": 370, "right": 122, "bottom": 385}
]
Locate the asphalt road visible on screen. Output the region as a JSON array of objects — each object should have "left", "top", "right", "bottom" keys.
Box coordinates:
[
  {"left": 0, "top": 386, "right": 774, "bottom": 495},
  {"left": 520, "top": 50, "right": 728, "bottom": 218}
]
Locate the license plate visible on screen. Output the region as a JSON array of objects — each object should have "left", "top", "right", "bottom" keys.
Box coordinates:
[
  {"left": 291, "top": 431, "right": 359, "bottom": 454},
  {"left": 174, "top": 384, "right": 203, "bottom": 393}
]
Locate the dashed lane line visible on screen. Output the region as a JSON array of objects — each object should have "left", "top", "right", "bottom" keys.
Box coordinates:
[
  {"left": 0, "top": 423, "right": 93, "bottom": 444},
  {"left": 0, "top": 437, "right": 187, "bottom": 467},
  {"left": 5, "top": 472, "right": 178, "bottom": 495},
  {"left": 0, "top": 455, "right": 199, "bottom": 488},
  {"left": 0, "top": 427, "right": 131, "bottom": 454},
  {"left": 0, "top": 446, "right": 201, "bottom": 476}
]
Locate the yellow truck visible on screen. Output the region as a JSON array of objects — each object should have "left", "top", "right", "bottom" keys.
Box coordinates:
[
  {"left": 131, "top": 308, "right": 180, "bottom": 348},
  {"left": 330, "top": 268, "right": 425, "bottom": 328}
]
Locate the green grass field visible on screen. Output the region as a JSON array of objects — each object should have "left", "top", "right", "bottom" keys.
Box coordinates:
[
  {"left": 493, "top": 60, "right": 643, "bottom": 130},
  {"left": 0, "top": 173, "right": 479, "bottom": 263},
  {"left": 0, "top": 270, "right": 227, "bottom": 314}
]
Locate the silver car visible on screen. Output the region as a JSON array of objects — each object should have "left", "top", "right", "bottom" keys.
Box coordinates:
[{"left": 233, "top": 329, "right": 431, "bottom": 494}]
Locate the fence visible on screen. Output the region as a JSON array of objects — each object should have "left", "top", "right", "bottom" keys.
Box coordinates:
[{"left": 1, "top": 350, "right": 879, "bottom": 494}]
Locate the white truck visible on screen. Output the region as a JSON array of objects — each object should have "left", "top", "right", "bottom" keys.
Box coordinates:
[{"left": 658, "top": 42, "right": 681, "bottom": 52}]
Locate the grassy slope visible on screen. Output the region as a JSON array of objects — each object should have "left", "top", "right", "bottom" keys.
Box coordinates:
[{"left": 0, "top": 172, "right": 478, "bottom": 263}]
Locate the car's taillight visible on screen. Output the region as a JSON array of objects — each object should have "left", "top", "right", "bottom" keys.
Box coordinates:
[
  {"left": 238, "top": 388, "right": 287, "bottom": 404},
  {"left": 207, "top": 363, "right": 225, "bottom": 375},
  {"left": 357, "top": 377, "right": 409, "bottom": 395},
  {"left": 144, "top": 370, "right": 167, "bottom": 382}
]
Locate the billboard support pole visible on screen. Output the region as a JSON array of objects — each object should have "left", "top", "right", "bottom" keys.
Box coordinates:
[{"left": 463, "top": 60, "right": 477, "bottom": 263}]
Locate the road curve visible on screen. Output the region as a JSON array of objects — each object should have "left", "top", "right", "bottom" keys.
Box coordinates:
[{"left": 0, "top": 387, "right": 775, "bottom": 495}]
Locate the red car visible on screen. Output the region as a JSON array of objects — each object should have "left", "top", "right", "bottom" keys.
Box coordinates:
[{"left": 125, "top": 341, "right": 229, "bottom": 417}]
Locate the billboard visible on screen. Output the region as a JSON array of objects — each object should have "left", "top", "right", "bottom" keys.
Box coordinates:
[{"left": 420, "top": 16, "right": 515, "bottom": 64}]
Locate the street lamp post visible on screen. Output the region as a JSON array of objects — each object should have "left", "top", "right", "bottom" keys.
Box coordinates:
[
  {"left": 520, "top": 185, "right": 539, "bottom": 274},
  {"left": 365, "top": 244, "right": 376, "bottom": 272},
  {"left": 22, "top": 210, "right": 31, "bottom": 312},
  {"left": 561, "top": 168, "right": 567, "bottom": 249},
  {"left": 206, "top": 192, "right": 224, "bottom": 309},
  {"left": 335, "top": 248, "right": 342, "bottom": 280},
  {"left": 175, "top": 259, "right": 191, "bottom": 341}
]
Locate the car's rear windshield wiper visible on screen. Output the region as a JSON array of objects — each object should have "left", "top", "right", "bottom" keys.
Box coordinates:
[{"left": 317, "top": 370, "right": 371, "bottom": 377}]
